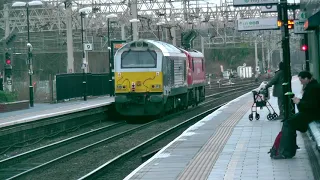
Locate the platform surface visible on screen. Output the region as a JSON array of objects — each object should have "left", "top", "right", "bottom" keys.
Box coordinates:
[
  {"left": 0, "top": 96, "right": 114, "bottom": 128},
  {"left": 124, "top": 76, "right": 316, "bottom": 180}
]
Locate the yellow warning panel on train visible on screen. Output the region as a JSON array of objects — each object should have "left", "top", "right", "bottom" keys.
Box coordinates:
[{"left": 115, "top": 72, "right": 163, "bottom": 93}]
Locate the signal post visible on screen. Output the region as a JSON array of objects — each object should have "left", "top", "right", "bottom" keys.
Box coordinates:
[
  {"left": 3, "top": 34, "right": 16, "bottom": 92},
  {"left": 302, "top": 35, "right": 309, "bottom": 71},
  {"left": 278, "top": 0, "right": 294, "bottom": 120},
  {"left": 278, "top": 2, "right": 303, "bottom": 119},
  {"left": 4, "top": 51, "right": 13, "bottom": 92}
]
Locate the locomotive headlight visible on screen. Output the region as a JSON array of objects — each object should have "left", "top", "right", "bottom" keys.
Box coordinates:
[
  {"left": 152, "top": 84, "right": 161, "bottom": 89},
  {"left": 117, "top": 85, "right": 122, "bottom": 89}
]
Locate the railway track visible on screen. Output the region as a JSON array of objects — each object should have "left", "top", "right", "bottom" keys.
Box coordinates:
[
  {"left": 205, "top": 82, "right": 259, "bottom": 93},
  {"left": 78, "top": 105, "right": 224, "bottom": 180},
  {"left": 205, "top": 80, "right": 261, "bottom": 93},
  {"left": 206, "top": 79, "right": 257, "bottom": 87},
  {"left": 78, "top": 87, "right": 256, "bottom": 180},
  {"left": 207, "top": 77, "right": 259, "bottom": 85},
  {"left": 1, "top": 84, "right": 259, "bottom": 180},
  {"left": 0, "top": 82, "right": 256, "bottom": 159}
]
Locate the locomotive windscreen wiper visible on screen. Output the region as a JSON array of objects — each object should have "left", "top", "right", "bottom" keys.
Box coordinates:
[
  {"left": 146, "top": 49, "right": 156, "bottom": 60},
  {"left": 121, "top": 49, "right": 131, "bottom": 60}
]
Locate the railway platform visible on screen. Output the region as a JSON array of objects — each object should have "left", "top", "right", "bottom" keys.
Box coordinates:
[
  {"left": 0, "top": 96, "right": 114, "bottom": 128},
  {"left": 124, "top": 76, "right": 320, "bottom": 180}
]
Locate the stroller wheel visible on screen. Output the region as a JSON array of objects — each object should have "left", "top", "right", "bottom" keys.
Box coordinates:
[
  {"left": 273, "top": 113, "right": 278, "bottom": 118},
  {"left": 267, "top": 113, "right": 272, "bottom": 121},
  {"left": 249, "top": 114, "right": 253, "bottom": 121},
  {"left": 256, "top": 114, "right": 260, "bottom": 120}
]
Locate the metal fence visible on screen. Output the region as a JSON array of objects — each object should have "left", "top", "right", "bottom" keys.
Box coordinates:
[{"left": 56, "top": 73, "right": 110, "bottom": 102}]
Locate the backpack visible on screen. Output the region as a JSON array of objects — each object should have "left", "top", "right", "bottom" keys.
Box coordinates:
[
  {"left": 268, "top": 123, "right": 298, "bottom": 159},
  {"left": 268, "top": 131, "right": 282, "bottom": 158}
]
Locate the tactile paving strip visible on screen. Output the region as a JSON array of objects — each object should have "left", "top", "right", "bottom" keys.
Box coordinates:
[{"left": 177, "top": 102, "right": 251, "bottom": 180}]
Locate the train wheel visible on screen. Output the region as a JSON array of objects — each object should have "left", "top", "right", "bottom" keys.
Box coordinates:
[
  {"left": 158, "top": 110, "right": 166, "bottom": 119},
  {"left": 196, "top": 89, "right": 200, "bottom": 106}
]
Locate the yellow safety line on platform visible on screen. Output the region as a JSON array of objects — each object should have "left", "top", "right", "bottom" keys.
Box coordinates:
[
  {"left": 177, "top": 102, "right": 251, "bottom": 180},
  {"left": 224, "top": 141, "right": 246, "bottom": 179}
]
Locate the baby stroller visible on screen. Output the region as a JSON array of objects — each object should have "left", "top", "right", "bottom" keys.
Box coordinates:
[{"left": 249, "top": 88, "right": 278, "bottom": 121}]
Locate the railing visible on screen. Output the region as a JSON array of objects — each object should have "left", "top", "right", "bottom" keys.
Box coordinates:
[{"left": 56, "top": 73, "right": 110, "bottom": 102}]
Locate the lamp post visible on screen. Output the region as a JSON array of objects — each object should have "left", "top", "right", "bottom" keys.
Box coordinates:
[
  {"left": 106, "top": 14, "right": 117, "bottom": 97},
  {"left": 156, "top": 22, "right": 165, "bottom": 41},
  {"left": 79, "top": 7, "right": 92, "bottom": 101},
  {"left": 12, "top": 0, "right": 43, "bottom": 107}
]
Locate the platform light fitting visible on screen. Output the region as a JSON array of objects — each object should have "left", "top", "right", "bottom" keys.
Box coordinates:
[
  {"left": 12, "top": 1, "right": 43, "bottom": 7},
  {"left": 129, "top": 19, "right": 140, "bottom": 23},
  {"left": 106, "top": 14, "right": 117, "bottom": 19},
  {"left": 79, "top": 7, "right": 92, "bottom": 14}
]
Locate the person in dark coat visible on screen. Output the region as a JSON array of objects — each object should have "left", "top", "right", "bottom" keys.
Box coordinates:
[
  {"left": 274, "top": 71, "right": 320, "bottom": 159},
  {"left": 290, "top": 71, "right": 320, "bottom": 132},
  {"left": 265, "top": 62, "right": 284, "bottom": 120}
]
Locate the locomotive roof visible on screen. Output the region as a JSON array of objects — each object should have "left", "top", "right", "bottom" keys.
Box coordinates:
[
  {"left": 188, "top": 50, "right": 204, "bottom": 58},
  {"left": 119, "top": 39, "right": 185, "bottom": 56},
  {"left": 146, "top": 40, "right": 182, "bottom": 53},
  {"left": 178, "top": 48, "right": 204, "bottom": 58}
]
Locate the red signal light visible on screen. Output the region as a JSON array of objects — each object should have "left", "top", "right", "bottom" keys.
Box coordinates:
[
  {"left": 301, "top": 45, "right": 308, "bottom": 51},
  {"left": 6, "top": 59, "right": 11, "bottom": 65}
]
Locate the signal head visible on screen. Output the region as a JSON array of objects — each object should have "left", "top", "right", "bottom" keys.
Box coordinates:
[
  {"left": 301, "top": 45, "right": 308, "bottom": 51},
  {"left": 6, "top": 59, "right": 11, "bottom": 65}
]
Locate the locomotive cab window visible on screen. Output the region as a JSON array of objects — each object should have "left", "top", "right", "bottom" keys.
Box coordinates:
[
  {"left": 188, "top": 57, "right": 192, "bottom": 71},
  {"left": 192, "top": 58, "right": 195, "bottom": 71},
  {"left": 121, "top": 50, "right": 157, "bottom": 68},
  {"left": 201, "top": 58, "right": 204, "bottom": 71}
]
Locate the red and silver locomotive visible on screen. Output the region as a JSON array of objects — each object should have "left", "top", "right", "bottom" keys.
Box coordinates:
[{"left": 114, "top": 40, "right": 206, "bottom": 117}]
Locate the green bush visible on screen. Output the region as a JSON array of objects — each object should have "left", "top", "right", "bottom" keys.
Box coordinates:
[{"left": 0, "top": 91, "right": 18, "bottom": 103}]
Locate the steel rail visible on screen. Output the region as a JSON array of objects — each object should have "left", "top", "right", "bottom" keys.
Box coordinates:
[
  {"left": 5, "top": 121, "right": 160, "bottom": 180},
  {"left": 78, "top": 88, "right": 254, "bottom": 179},
  {"left": 3, "top": 85, "right": 257, "bottom": 180},
  {"left": 0, "top": 122, "right": 125, "bottom": 169}
]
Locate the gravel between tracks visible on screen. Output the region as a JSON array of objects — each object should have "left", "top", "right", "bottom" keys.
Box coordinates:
[
  {"left": 17, "top": 120, "right": 188, "bottom": 180},
  {"left": 0, "top": 123, "right": 139, "bottom": 180},
  {"left": 0, "top": 119, "right": 116, "bottom": 161},
  {"left": 17, "top": 89, "right": 252, "bottom": 180}
]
